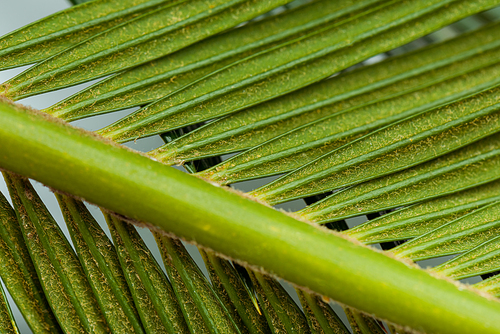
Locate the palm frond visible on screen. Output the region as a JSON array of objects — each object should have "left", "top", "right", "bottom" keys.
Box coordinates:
[
  {"left": 57, "top": 195, "right": 145, "bottom": 333},
  {"left": 4, "top": 173, "right": 108, "bottom": 333},
  {"left": 3, "top": 1, "right": 500, "bottom": 333}
]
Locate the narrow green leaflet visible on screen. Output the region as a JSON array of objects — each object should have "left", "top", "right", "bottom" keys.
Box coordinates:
[
  {"left": 152, "top": 19, "right": 500, "bottom": 165},
  {"left": 105, "top": 214, "right": 189, "bottom": 333},
  {"left": 3, "top": 0, "right": 288, "bottom": 99},
  {"left": 474, "top": 274, "right": 500, "bottom": 297},
  {"left": 248, "top": 271, "right": 294, "bottom": 333},
  {"left": 3, "top": 173, "right": 109, "bottom": 333},
  {"left": 0, "top": 281, "right": 19, "bottom": 334},
  {"left": 46, "top": 0, "right": 380, "bottom": 121},
  {"left": 296, "top": 290, "right": 349, "bottom": 334},
  {"left": 153, "top": 234, "right": 209, "bottom": 333},
  {"left": 249, "top": 272, "right": 285, "bottom": 333},
  {"left": 344, "top": 308, "right": 386, "bottom": 334},
  {"left": 0, "top": 188, "right": 61, "bottom": 333},
  {"left": 0, "top": 0, "right": 171, "bottom": 70},
  {"left": 299, "top": 131, "right": 500, "bottom": 223},
  {"left": 198, "top": 251, "right": 249, "bottom": 334},
  {"left": 200, "top": 249, "right": 271, "bottom": 334},
  {"left": 56, "top": 195, "right": 144, "bottom": 334},
  {"left": 202, "top": 60, "right": 500, "bottom": 186},
  {"left": 391, "top": 202, "right": 500, "bottom": 261},
  {"left": 155, "top": 234, "right": 242, "bottom": 334},
  {"left": 97, "top": 0, "right": 492, "bottom": 143},
  {"left": 251, "top": 86, "right": 500, "bottom": 204},
  {"left": 433, "top": 235, "right": 500, "bottom": 279},
  {"left": 346, "top": 179, "right": 500, "bottom": 244},
  {"left": 249, "top": 272, "right": 310, "bottom": 333}
]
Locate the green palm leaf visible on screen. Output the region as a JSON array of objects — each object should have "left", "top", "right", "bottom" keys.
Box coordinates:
[
  {"left": 155, "top": 22, "right": 500, "bottom": 167},
  {"left": 97, "top": 0, "right": 496, "bottom": 143},
  {"left": 299, "top": 131, "right": 500, "bottom": 222},
  {"left": 0, "top": 0, "right": 170, "bottom": 71},
  {"left": 3, "top": 0, "right": 288, "bottom": 99},
  {"left": 346, "top": 179, "right": 500, "bottom": 244},
  {"left": 3, "top": 1, "right": 500, "bottom": 333},
  {"left": 4, "top": 173, "right": 109, "bottom": 333},
  {"left": 0, "top": 183, "right": 58, "bottom": 333},
  {"left": 56, "top": 195, "right": 145, "bottom": 333},
  {"left": 46, "top": 0, "right": 375, "bottom": 121}
]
